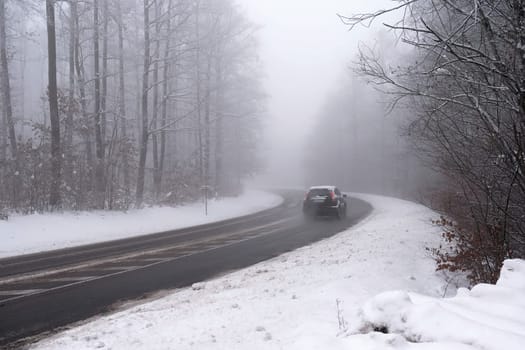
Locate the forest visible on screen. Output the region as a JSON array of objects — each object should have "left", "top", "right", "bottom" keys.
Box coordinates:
[
  {"left": 338, "top": 0, "right": 525, "bottom": 282},
  {"left": 2, "top": 0, "right": 524, "bottom": 284},
  {"left": 0, "top": 0, "right": 264, "bottom": 213}
]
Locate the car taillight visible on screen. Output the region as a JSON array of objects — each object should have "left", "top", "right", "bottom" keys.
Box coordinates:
[{"left": 330, "top": 191, "right": 336, "bottom": 200}]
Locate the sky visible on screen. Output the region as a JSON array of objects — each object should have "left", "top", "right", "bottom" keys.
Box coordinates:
[{"left": 235, "top": 0, "right": 394, "bottom": 187}]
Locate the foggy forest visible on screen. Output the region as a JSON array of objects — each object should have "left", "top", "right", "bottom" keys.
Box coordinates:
[
  {"left": 1, "top": 0, "right": 525, "bottom": 284},
  {"left": 341, "top": 0, "right": 525, "bottom": 282},
  {"left": 0, "top": 0, "right": 263, "bottom": 213}
]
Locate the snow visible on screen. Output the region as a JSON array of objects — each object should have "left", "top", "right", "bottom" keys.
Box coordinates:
[
  {"left": 0, "top": 190, "right": 283, "bottom": 258},
  {"left": 26, "top": 193, "right": 525, "bottom": 350},
  {"left": 308, "top": 185, "right": 336, "bottom": 190},
  {"left": 346, "top": 259, "right": 525, "bottom": 349}
]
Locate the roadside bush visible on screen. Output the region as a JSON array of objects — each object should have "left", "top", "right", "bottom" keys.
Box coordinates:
[{"left": 430, "top": 188, "right": 509, "bottom": 284}]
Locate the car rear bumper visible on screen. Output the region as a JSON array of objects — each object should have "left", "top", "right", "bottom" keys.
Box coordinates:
[{"left": 303, "top": 202, "right": 340, "bottom": 216}]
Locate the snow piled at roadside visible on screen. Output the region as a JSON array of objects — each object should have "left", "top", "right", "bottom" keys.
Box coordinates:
[
  {"left": 29, "top": 193, "right": 525, "bottom": 350},
  {"left": 347, "top": 259, "right": 525, "bottom": 350},
  {"left": 0, "top": 190, "right": 283, "bottom": 258}
]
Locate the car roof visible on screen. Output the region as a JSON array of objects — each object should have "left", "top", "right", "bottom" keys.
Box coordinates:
[{"left": 308, "top": 185, "right": 336, "bottom": 190}]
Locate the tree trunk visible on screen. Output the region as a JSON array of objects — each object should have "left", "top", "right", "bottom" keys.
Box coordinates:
[
  {"left": 101, "top": 0, "right": 108, "bottom": 146},
  {"left": 214, "top": 57, "right": 223, "bottom": 194},
  {"left": 204, "top": 58, "right": 211, "bottom": 196},
  {"left": 1, "top": 101, "right": 6, "bottom": 162},
  {"left": 195, "top": 0, "right": 204, "bottom": 197},
  {"left": 116, "top": 0, "right": 130, "bottom": 195},
  {"left": 74, "top": 11, "right": 93, "bottom": 192},
  {"left": 0, "top": 0, "right": 17, "bottom": 160},
  {"left": 46, "top": 0, "right": 61, "bottom": 208},
  {"left": 93, "top": 0, "right": 105, "bottom": 208},
  {"left": 136, "top": 0, "right": 151, "bottom": 207},
  {"left": 152, "top": 0, "right": 161, "bottom": 199},
  {"left": 65, "top": 0, "right": 76, "bottom": 184},
  {"left": 159, "top": 0, "right": 172, "bottom": 199}
]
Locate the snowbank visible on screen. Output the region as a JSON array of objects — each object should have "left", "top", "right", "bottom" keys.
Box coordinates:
[
  {"left": 347, "top": 259, "right": 525, "bottom": 350},
  {"left": 30, "top": 193, "right": 462, "bottom": 350},
  {"left": 0, "top": 190, "right": 283, "bottom": 258}
]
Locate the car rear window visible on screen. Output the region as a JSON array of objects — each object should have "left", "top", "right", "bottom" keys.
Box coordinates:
[{"left": 308, "top": 188, "right": 330, "bottom": 196}]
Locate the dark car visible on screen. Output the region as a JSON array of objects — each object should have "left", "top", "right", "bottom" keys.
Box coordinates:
[{"left": 302, "top": 185, "right": 347, "bottom": 219}]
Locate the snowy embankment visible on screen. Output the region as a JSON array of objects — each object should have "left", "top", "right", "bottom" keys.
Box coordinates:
[
  {"left": 0, "top": 190, "right": 283, "bottom": 259},
  {"left": 27, "top": 194, "right": 525, "bottom": 350},
  {"left": 347, "top": 259, "right": 525, "bottom": 350}
]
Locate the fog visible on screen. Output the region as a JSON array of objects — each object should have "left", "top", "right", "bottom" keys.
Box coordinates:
[
  {"left": 237, "top": 0, "right": 413, "bottom": 193},
  {"left": 0, "top": 0, "right": 431, "bottom": 212},
  {"left": 2, "top": 0, "right": 520, "bottom": 307}
]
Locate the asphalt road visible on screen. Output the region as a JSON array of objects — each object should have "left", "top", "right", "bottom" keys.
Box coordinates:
[{"left": 0, "top": 191, "right": 372, "bottom": 348}]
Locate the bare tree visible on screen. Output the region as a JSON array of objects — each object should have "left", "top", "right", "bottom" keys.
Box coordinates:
[
  {"left": 151, "top": 0, "right": 161, "bottom": 199},
  {"left": 0, "top": 0, "right": 265, "bottom": 212},
  {"left": 0, "top": 0, "right": 16, "bottom": 160},
  {"left": 156, "top": 0, "right": 174, "bottom": 199},
  {"left": 74, "top": 4, "right": 94, "bottom": 196},
  {"left": 135, "top": 0, "right": 151, "bottom": 207},
  {"left": 101, "top": 0, "right": 108, "bottom": 145},
  {"left": 344, "top": 0, "right": 525, "bottom": 282},
  {"left": 46, "top": 0, "right": 61, "bottom": 208},
  {"left": 116, "top": 0, "right": 130, "bottom": 195},
  {"left": 92, "top": 0, "right": 105, "bottom": 208},
  {"left": 64, "top": 0, "right": 76, "bottom": 184}
]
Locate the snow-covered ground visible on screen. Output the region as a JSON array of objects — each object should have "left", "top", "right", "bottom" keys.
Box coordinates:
[
  {"left": 346, "top": 258, "right": 525, "bottom": 350},
  {"left": 22, "top": 193, "right": 525, "bottom": 349},
  {"left": 0, "top": 190, "right": 283, "bottom": 258},
  {"left": 26, "top": 193, "right": 525, "bottom": 350}
]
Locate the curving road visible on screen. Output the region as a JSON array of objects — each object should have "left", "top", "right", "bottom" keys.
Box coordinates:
[{"left": 0, "top": 190, "right": 371, "bottom": 347}]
